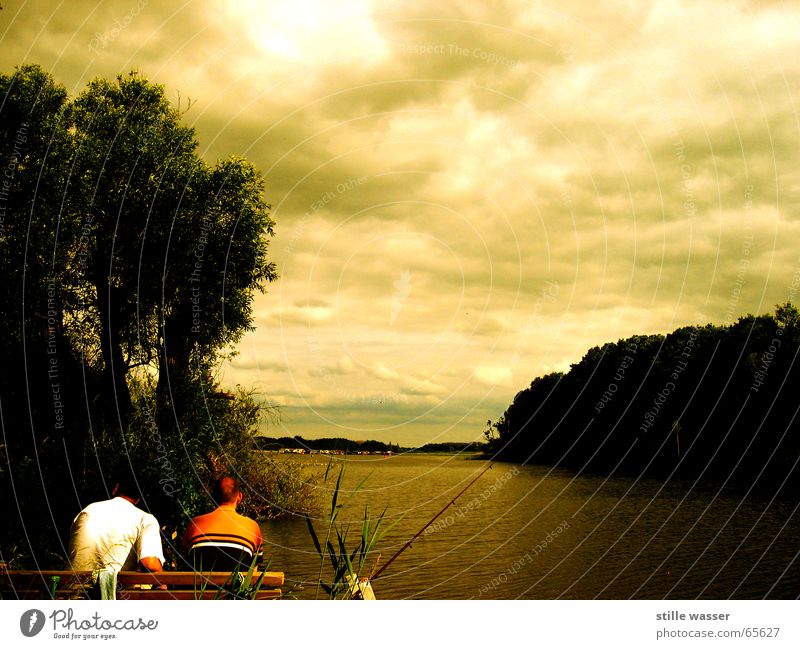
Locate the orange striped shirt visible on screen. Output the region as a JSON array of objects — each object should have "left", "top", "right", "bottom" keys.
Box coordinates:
[{"left": 182, "top": 504, "right": 263, "bottom": 556}]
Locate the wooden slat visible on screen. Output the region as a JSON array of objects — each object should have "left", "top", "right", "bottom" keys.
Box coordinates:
[
  {"left": 1, "top": 570, "right": 94, "bottom": 587},
  {"left": 116, "top": 571, "right": 284, "bottom": 587},
  {"left": 2, "top": 588, "right": 283, "bottom": 600},
  {"left": 0, "top": 572, "right": 93, "bottom": 598},
  {"left": 0, "top": 590, "right": 91, "bottom": 600},
  {"left": 1, "top": 570, "right": 285, "bottom": 600},
  {"left": 1, "top": 588, "right": 282, "bottom": 601},
  {"left": 2, "top": 570, "right": 283, "bottom": 588},
  {"left": 118, "top": 589, "right": 283, "bottom": 600}
]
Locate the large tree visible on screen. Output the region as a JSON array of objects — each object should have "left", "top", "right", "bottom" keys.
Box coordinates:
[
  {"left": 1, "top": 66, "right": 278, "bottom": 560},
  {"left": 65, "top": 71, "right": 276, "bottom": 433}
]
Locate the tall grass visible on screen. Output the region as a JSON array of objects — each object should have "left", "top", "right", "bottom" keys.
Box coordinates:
[
  {"left": 213, "top": 556, "right": 270, "bottom": 600},
  {"left": 304, "top": 460, "right": 400, "bottom": 600}
]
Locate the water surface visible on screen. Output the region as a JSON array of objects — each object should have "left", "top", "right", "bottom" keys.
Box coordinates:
[{"left": 261, "top": 454, "right": 799, "bottom": 599}]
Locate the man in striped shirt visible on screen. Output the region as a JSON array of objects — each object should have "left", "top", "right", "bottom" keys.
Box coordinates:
[{"left": 182, "top": 476, "right": 263, "bottom": 570}]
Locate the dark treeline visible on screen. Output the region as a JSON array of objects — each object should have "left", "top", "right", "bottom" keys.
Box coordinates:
[
  {"left": 487, "top": 304, "right": 800, "bottom": 494},
  {"left": 255, "top": 436, "right": 402, "bottom": 453},
  {"left": 411, "top": 442, "right": 484, "bottom": 453},
  {"left": 254, "top": 437, "right": 484, "bottom": 454}
]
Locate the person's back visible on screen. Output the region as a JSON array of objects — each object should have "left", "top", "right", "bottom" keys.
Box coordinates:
[
  {"left": 68, "top": 480, "right": 164, "bottom": 598},
  {"left": 182, "top": 476, "right": 263, "bottom": 571},
  {"left": 69, "top": 497, "right": 162, "bottom": 573}
]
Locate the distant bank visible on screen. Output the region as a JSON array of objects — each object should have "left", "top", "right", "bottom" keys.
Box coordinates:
[
  {"left": 486, "top": 303, "right": 800, "bottom": 495},
  {"left": 254, "top": 436, "right": 485, "bottom": 455}
]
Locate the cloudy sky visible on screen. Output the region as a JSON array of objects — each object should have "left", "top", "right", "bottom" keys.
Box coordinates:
[{"left": 3, "top": 1, "right": 799, "bottom": 445}]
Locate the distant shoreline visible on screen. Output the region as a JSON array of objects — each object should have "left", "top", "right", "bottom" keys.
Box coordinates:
[{"left": 255, "top": 435, "right": 486, "bottom": 455}]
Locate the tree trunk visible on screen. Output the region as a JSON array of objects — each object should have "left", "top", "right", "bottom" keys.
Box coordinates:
[
  {"left": 95, "top": 275, "right": 133, "bottom": 430},
  {"left": 155, "top": 314, "right": 192, "bottom": 437}
]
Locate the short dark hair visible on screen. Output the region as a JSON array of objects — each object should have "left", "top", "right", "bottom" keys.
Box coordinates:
[
  {"left": 212, "top": 476, "right": 241, "bottom": 505},
  {"left": 113, "top": 471, "right": 142, "bottom": 500}
]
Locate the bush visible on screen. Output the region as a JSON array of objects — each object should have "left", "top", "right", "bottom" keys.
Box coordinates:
[{"left": 0, "top": 373, "right": 323, "bottom": 569}]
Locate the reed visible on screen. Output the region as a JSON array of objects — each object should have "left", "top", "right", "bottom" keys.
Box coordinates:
[
  {"left": 304, "top": 460, "right": 400, "bottom": 599},
  {"left": 212, "top": 556, "right": 270, "bottom": 600}
]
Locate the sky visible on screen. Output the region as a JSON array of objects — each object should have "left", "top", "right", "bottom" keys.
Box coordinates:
[{"left": 2, "top": 1, "right": 799, "bottom": 446}]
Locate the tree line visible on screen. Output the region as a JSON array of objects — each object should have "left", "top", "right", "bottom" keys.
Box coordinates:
[
  {"left": 255, "top": 436, "right": 403, "bottom": 453},
  {"left": 486, "top": 304, "right": 800, "bottom": 494},
  {"left": 254, "top": 436, "right": 483, "bottom": 454},
  {"left": 0, "top": 65, "right": 317, "bottom": 567}
]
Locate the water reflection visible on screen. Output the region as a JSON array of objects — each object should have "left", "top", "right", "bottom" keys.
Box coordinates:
[{"left": 262, "top": 454, "right": 799, "bottom": 599}]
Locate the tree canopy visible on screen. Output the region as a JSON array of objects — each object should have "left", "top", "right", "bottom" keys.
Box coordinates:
[
  {"left": 487, "top": 304, "right": 800, "bottom": 494},
  {"left": 0, "top": 65, "right": 288, "bottom": 566}
]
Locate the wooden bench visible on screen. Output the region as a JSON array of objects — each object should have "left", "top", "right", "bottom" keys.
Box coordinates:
[{"left": 0, "top": 569, "right": 284, "bottom": 600}]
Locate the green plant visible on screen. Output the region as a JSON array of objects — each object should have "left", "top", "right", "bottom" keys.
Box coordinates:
[
  {"left": 189, "top": 555, "right": 273, "bottom": 600},
  {"left": 215, "top": 556, "right": 270, "bottom": 600},
  {"left": 304, "top": 461, "right": 400, "bottom": 600},
  {"left": 48, "top": 575, "right": 61, "bottom": 599}
]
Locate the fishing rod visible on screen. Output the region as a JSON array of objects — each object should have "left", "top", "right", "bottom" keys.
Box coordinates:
[{"left": 370, "top": 461, "right": 495, "bottom": 581}]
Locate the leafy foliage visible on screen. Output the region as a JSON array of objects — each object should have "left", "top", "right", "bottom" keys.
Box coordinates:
[
  {"left": 0, "top": 64, "right": 297, "bottom": 568},
  {"left": 304, "top": 461, "right": 398, "bottom": 599},
  {"left": 488, "top": 304, "right": 800, "bottom": 494}
]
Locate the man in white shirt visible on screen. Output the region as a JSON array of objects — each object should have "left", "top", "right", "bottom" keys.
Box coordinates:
[{"left": 68, "top": 477, "right": 165, "bottom": 598}]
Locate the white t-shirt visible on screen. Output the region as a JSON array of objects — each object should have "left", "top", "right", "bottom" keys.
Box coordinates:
[{"left": 68, "top": 497, "right": 165, "bottom": 573}]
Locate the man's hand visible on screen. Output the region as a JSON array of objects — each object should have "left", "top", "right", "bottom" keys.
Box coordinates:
[{"left": 139, "top": 557, "right": 167, "bottom": 588}]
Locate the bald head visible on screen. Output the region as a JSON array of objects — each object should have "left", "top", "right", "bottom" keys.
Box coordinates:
[{"left": 212, "top": 476, "right": 242, "bottom": 507}]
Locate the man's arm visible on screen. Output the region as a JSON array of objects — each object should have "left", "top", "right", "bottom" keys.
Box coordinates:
[
  {"left": 138, "top": 556, "right": 163, "bottom": 572},
  {"left": 66, "top": 511, "right": 90, "bottom": 569},
  {"left": 136, "top": 514, "right": 166, "bottom": 572}
]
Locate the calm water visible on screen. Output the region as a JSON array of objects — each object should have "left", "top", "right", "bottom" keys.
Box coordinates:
[{"left": 261, "top": 454, "right": 800, "bottom": 599}]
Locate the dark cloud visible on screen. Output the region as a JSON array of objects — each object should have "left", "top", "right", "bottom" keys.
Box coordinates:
[{"left": 3, "top": 0, "right": 799, "bottom": 444}]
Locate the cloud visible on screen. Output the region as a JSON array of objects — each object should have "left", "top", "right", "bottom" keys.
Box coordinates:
[
  {"left": 229, "top": 357, "right": 289, "bottom": 373},
  {"left": 399, "top": 376, "right": 446, "bottom": 396},
  {"left": 466, "top": 315, "right": 509, "bottom": 337},
  {"left": 368, "top": 364, "right": 401, "bottom": 381},
  {"left": 5, "top": 0, "right": 800, "bottom": 444},
  {"left": 364, "top": 363, "right": 445, "bottom": 395},
  {"left": 261, "top": 303, "right": 335, "bottom": 325},
  {"left": 473, "top": 366, "right": 514, "bottom": 387},
  {"left": 308, "top": 356, "right": 356, "bottom": 377},
  {"left": 223, "top": 0, "right": 389, "bottom": 66},
  {"left": 294, "top": 297, "right": 331, "bottom": 308}
]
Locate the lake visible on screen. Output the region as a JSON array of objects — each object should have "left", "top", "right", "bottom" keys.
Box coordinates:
[{"left": 261, "top": 453, "right": 800, "bottom": 599}]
